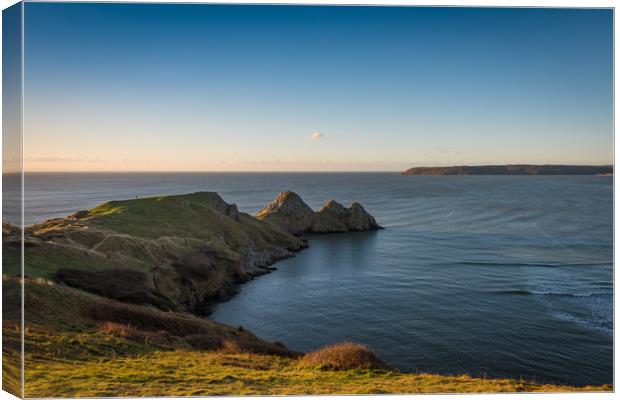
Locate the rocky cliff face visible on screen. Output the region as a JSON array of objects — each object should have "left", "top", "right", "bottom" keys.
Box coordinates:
[{"left": 257, "top": 191, "right": 382, "bottom": 235}]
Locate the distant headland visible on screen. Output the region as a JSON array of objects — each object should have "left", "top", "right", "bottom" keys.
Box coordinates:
[{"left": 402, "top": 165, "right": 613, "bottom": 176}]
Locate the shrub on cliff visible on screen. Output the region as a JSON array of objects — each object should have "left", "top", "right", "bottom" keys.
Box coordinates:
[{"left": 298, "top": 342, "right": 391, "bottom": 371}]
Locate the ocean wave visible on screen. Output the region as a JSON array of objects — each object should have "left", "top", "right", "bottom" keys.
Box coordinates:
[
  {"left": 492, "top": 289, "right": 613, "bottom": 298},
  {"left": 458, "top": 261, "right": 612, "bottom": 269},
  {"left": 548, "top": 310, "right": 613, "bottom": 337}
]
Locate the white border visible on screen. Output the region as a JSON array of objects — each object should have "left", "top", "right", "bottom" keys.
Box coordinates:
[
  {"left": 15, "top": 0, "right": 618, "bottom": 6},
  {"left": 0, "top": 1, "right": 616, "bottom": 400}
]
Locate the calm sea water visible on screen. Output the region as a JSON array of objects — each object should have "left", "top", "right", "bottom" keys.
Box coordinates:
[{"left": 4, "top": 172, "right": 613, "bottom": 385}]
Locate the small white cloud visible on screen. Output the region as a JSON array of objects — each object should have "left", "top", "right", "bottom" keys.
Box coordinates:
[{"left": 310, "top": 131, "right": 324, "bottom": 141}]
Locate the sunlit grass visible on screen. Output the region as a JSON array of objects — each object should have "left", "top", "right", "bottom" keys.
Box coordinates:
[
  {"left": 87, "top": 203, "right": 126, "bottom": 217},
  {"left": 22, "top": 349, "right": 611, "bottom": 397}
]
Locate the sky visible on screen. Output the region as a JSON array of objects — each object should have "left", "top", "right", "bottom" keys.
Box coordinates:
[
  {"left": 18, "top": 4, "right": 613, "bottom": 172},
  {"left": 3, "top": 3, "right": 22, "bottom": 173}
]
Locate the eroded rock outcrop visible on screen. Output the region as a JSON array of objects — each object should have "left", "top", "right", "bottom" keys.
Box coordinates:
[
  {"left": 314, "top": 201, "right": 381, "bottom": 233},
  {"left": 257, "top": 191, "right": 382, "bottom": 235},
  {"left": 256, "top": 191, "right": 315, "bottom": 235}
]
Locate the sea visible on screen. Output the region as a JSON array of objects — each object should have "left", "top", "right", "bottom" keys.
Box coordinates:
[{"left": 3, "top": 172, "right": 613, "bottom": 385}]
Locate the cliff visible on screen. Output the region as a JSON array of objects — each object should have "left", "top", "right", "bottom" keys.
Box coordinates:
[
  {"left": 402, "top": 165, "right": 613, "bottom": 175},
  {"left": 257, "top": 191, "right": 382, "bottom": 235}
]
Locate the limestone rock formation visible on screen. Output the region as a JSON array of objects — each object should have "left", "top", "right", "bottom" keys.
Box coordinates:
[
  {"left": 256, "top": 191, "right": 316, "bottom": 235},
  {"left": 336, "top": 202, "right": 381, "bottom": 232},
  {"left": 258, "top": 192, "right": 382, "bottom": 235},
  {"left": 311, "top": 200, "right": 349, "bottom": 233}
]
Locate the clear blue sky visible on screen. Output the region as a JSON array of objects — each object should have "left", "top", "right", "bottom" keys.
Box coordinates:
[{"left": 22, "top": 4, "right": 612, "bottom": 171}]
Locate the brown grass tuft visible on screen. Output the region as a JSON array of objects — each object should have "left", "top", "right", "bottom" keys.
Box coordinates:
[
  {"left": 298, "top": 342, "right": 391, "bottom": 371},
  {"left": 98, "top": 322, "right": 137, "bottom": 338},
  {"left": 97, "top": 321, "right": 174, "bottom": 346},
  {"left": 219, "top": 339, "right": 246, "bottom": 354}
]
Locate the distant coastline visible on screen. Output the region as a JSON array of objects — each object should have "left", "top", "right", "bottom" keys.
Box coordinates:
[{"left": 402, "top": 165, "right": 613, "bottom": 176}]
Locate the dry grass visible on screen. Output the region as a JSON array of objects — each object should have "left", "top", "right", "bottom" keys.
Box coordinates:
[
  {"left": 219, "top": 339, "right": 248, "bottom": 354},
  {"left": 96, "top": 322, "right": 174, "bottom": 346},
  {"left": 299, "top": 342, "right": 391, "bottom": 371},
  {"left": 98, "top": 321, "right": 139, "bottom": 337}
]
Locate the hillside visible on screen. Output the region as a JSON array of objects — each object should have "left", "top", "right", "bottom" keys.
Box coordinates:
[
  {"left": 402, "top": 165, "right": 613, "bottom": 175},
  {"left": 2, "top": 191, "right": 611, "bottom": 396}
]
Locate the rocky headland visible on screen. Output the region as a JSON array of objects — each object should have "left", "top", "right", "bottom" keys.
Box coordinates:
[
  {"left": 402, "top": 164, "right": 613, "bottom": 175},
  {"left": 4, "top": 191, "right": 380, "bottom": 316}
]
